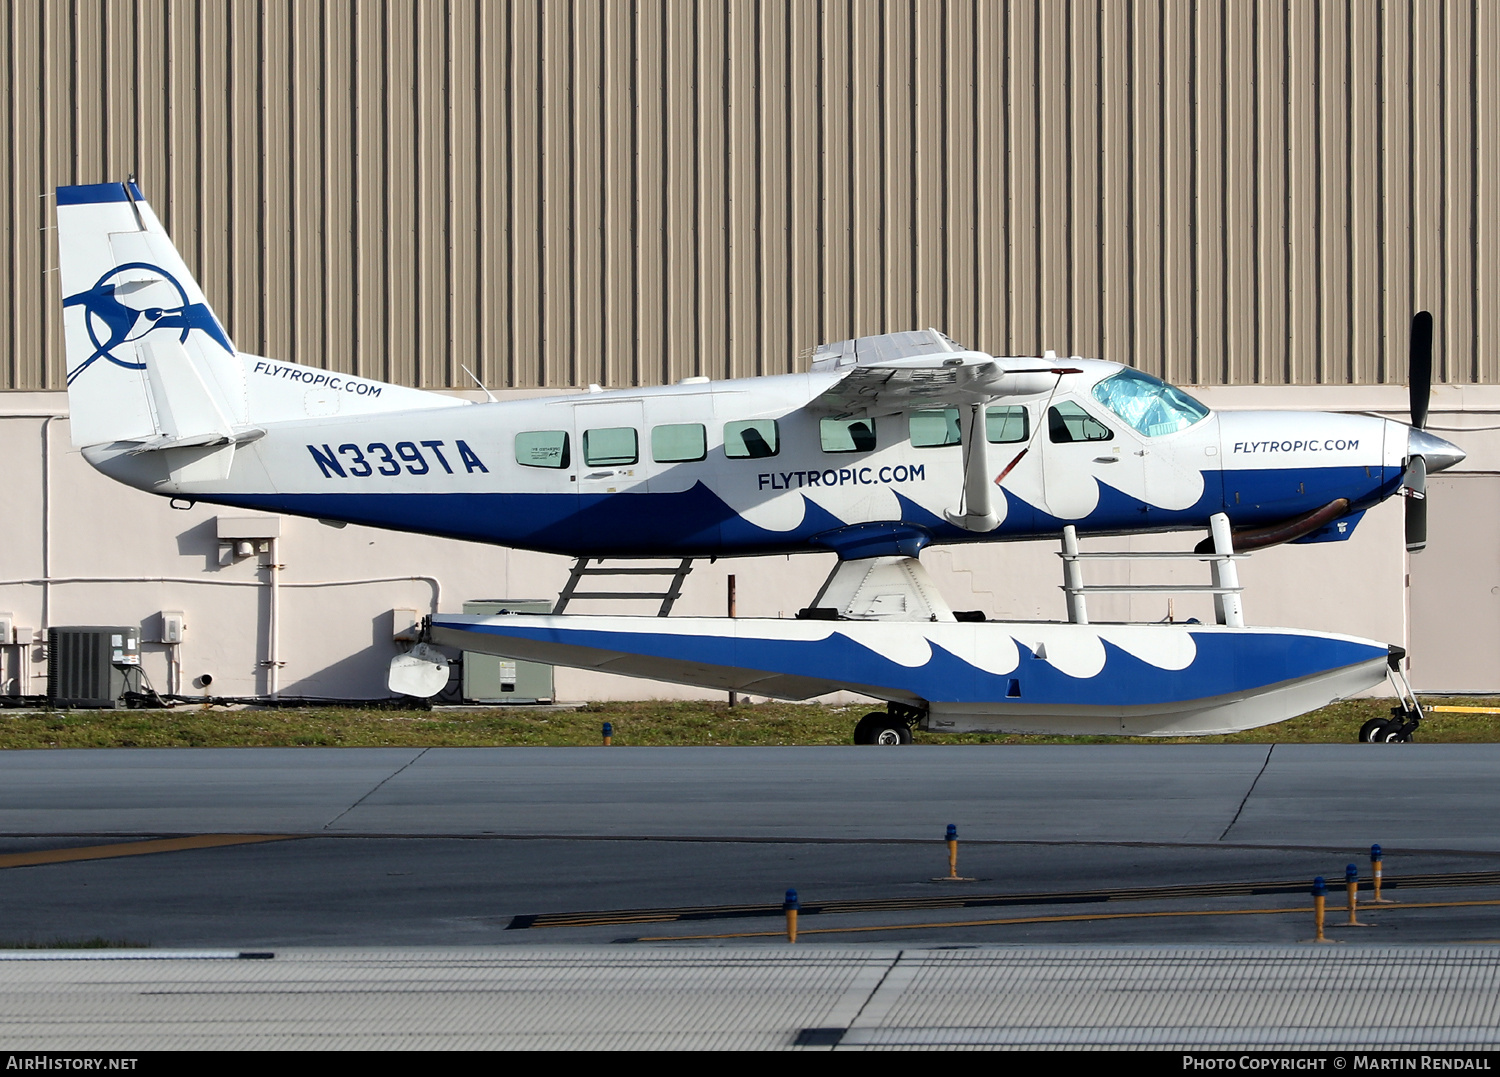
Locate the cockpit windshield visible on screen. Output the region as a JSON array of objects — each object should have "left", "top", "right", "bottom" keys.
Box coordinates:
[{"left": 1091, "top": 368, "right": 1211, "bottom": 438}]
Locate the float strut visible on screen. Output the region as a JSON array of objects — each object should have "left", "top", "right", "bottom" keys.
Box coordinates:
[
  {"left": 1061, "top": 526, "right": 1088, "bottom": 625},
  {"left": 1209, "top": 512, "right": 1245, "bottom": 628}
]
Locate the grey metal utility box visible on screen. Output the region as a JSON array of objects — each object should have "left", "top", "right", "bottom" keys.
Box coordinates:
[
  {"left": 461, "top": 601, "right": 554, "bottom": 703},
  {"left": 47, "top": 626, "right": 140, "bottom": 708}
]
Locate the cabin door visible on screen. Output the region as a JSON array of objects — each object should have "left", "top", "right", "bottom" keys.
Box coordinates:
[{"left": 1038, "top": 398, "right": 1148, "bottom": 524}]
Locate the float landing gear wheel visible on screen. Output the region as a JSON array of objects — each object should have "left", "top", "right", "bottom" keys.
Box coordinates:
[
  {"left": 1359, "top": 718, "right": 1392, "bottom": 743},
  {"left": 853, "top": 712, "right": 912, "bottom": 745},
  {"left": 1365, "top": 650, "right": 1424, "bottom": 743},
  {"left": 1360, "top": 708, "right": 1420, "bottom": 743}
]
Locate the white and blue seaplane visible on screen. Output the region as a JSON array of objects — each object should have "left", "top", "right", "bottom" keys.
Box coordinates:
[{"left": 56, "top": 180, "right": 1464, "bottom": 743}]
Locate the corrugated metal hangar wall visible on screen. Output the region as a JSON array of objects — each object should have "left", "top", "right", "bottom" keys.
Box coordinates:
[{"left": 3, "top": 0, "right": 1496, "bottom": 393}]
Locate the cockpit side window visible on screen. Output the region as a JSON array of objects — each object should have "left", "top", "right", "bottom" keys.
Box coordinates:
[
  {"left": 1047, "top": 402, "right": 1113, "bottom": 443},
  {"left": 1091, "top": 368, "right": 1211, "bottom": 437}
]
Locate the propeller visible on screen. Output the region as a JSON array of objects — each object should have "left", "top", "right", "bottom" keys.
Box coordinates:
[{"left": 1404, "top": 311, "right": 1433, "bottom": 553}]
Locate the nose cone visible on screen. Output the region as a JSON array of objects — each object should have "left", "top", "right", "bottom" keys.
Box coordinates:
[{"left": 1409, "top": 428, "right": 1466, "bottom": 473}]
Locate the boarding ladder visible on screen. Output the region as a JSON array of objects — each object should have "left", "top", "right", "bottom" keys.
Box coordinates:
[
  {"left": 1058, "top": 512, "right": 1246, "bottom": 627},
  {"left": 553, "top": 557, "right": 696, "bottom": 617}
]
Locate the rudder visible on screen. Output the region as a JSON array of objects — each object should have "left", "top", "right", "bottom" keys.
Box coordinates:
[{"left": 56, "top": 181, "right": 243, "bottom": 449}]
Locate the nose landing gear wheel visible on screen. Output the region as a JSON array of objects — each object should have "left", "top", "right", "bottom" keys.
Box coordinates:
[{"left": 853, "top": 712, "right": 912, "bottom": 745}]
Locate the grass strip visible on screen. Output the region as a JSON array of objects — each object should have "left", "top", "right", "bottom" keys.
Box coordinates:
[{"left": 0, "top": 697, "right": 1497, "bottom": 749}]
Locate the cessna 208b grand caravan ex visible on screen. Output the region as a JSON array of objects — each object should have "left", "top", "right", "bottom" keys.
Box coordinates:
[{"left": 56, "top": 181, "right": 1464, "bottom": 743}]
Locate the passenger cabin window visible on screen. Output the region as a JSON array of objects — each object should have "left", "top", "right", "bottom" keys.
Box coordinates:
[
  {"left": 515, "top": 430, "right": 571, "bottom": 468},
  {"left": 1091, "top": 368, "right": 1211, "bottom": 437},
  {"left": 985, "top": 405, "right": 1029, "bottom": 444},
  {"left": 820, "top": 418, "right": 877, "bottom": 453},
  {"left": 724, "top": 419, "right": 780, "bottom": 459},
  {"left": 908, "top": 406, "right": 1028, "bottom": 447},
  {"left": 583, "top": 427, "right": 638, "bottom": 467},
  {"left": 1047, "top": 402, "right": 1113, "bottom": 443},
  {"left": 909, "top": 409, "right": 961, "bottom": 448},
  {"left": 652, "top": 423, "right": 707, "bottom": 463}
]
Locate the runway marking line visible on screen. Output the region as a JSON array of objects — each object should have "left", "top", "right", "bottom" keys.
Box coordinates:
[
  {"left": 633, "top": 899, "right": 1500, "bottom": 942},
  {"left": 0, "top": 835, "right": 297, "bottom": 869}
]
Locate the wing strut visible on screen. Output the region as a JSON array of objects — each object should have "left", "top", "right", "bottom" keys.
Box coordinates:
[{"left": 944, "top": 402, "right": 999, "bottom": 533}]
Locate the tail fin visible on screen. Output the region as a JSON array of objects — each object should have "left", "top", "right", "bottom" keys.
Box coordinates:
[
  {"left": 58, "top": 181, "right": 465, "bottom": 460},
  {"left": 57, "top": 181, "right": 244, "bottom": 450}
]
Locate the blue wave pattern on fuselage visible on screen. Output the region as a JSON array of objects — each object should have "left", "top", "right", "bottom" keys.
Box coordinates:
[
  {"left": 442, "top": 618, "right": 1387, "bottom": 706},
  {"left": 207, "top": 463, "right": 1398, "bottom": 556}
]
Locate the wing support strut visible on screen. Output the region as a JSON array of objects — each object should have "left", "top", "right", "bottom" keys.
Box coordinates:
[{"left": 944, "top": 401, "right": 999, "bottom": 532}]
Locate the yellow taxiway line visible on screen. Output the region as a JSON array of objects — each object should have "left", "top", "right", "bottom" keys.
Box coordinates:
[
  {"left": 0, "top": 835, "right": 297, "bottom": 869},
  {"left": 635, "top": 899, "right": 1500, "bottom": 942}
]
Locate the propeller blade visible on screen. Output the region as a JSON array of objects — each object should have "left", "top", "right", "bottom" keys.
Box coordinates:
[
  {"left": 1406, "top": 313, "right": 1435, "bottom": 553},
  {"left": 1404, "top": 453, "right": 1428, "bottom": 553},
  {"left": 1410, "top": 310, "right": 1433, "bottom": 430}
]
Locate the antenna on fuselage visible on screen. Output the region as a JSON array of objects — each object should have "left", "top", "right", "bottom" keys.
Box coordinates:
[{"left": 461, "top": 364, "right": 498, "bottom": 403}]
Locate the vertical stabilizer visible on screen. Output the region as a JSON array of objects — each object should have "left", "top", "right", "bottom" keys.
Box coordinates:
[
  {"left": 58, "top": 181, "right": 465, "bottom": 451},
  {"left": 57, "top": 181, "right": 241, "bottom": 449}
]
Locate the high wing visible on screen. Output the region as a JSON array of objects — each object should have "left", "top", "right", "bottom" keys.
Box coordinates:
[
  {"left": 807, "top": 328, "right": 1075, "bottom": 416},
  {"left": 808, "top": 328, "right": 1080, "bottom": 532}
]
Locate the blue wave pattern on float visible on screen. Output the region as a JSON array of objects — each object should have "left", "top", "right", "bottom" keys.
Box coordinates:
[{"left": 440, "top": 618, "right": 1387, "bottom": 706}]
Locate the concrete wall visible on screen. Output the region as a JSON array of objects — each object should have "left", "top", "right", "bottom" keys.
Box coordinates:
[{"left": 2, "top": 384, "right": 1496, "bottom": 702}]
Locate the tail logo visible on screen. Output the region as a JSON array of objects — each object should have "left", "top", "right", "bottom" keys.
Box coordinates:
[{"left": 62, "top": 262, "right": 233, "bottom": 385}]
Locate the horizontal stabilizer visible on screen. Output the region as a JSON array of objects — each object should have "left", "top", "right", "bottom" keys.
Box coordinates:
[{"left": 125, "top": 427, "right": 265, "bottom": 455}]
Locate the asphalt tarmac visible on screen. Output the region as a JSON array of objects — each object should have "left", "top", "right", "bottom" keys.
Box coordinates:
[{"left": 1, "top": 744, "right": 1498, "bottom": 949}]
